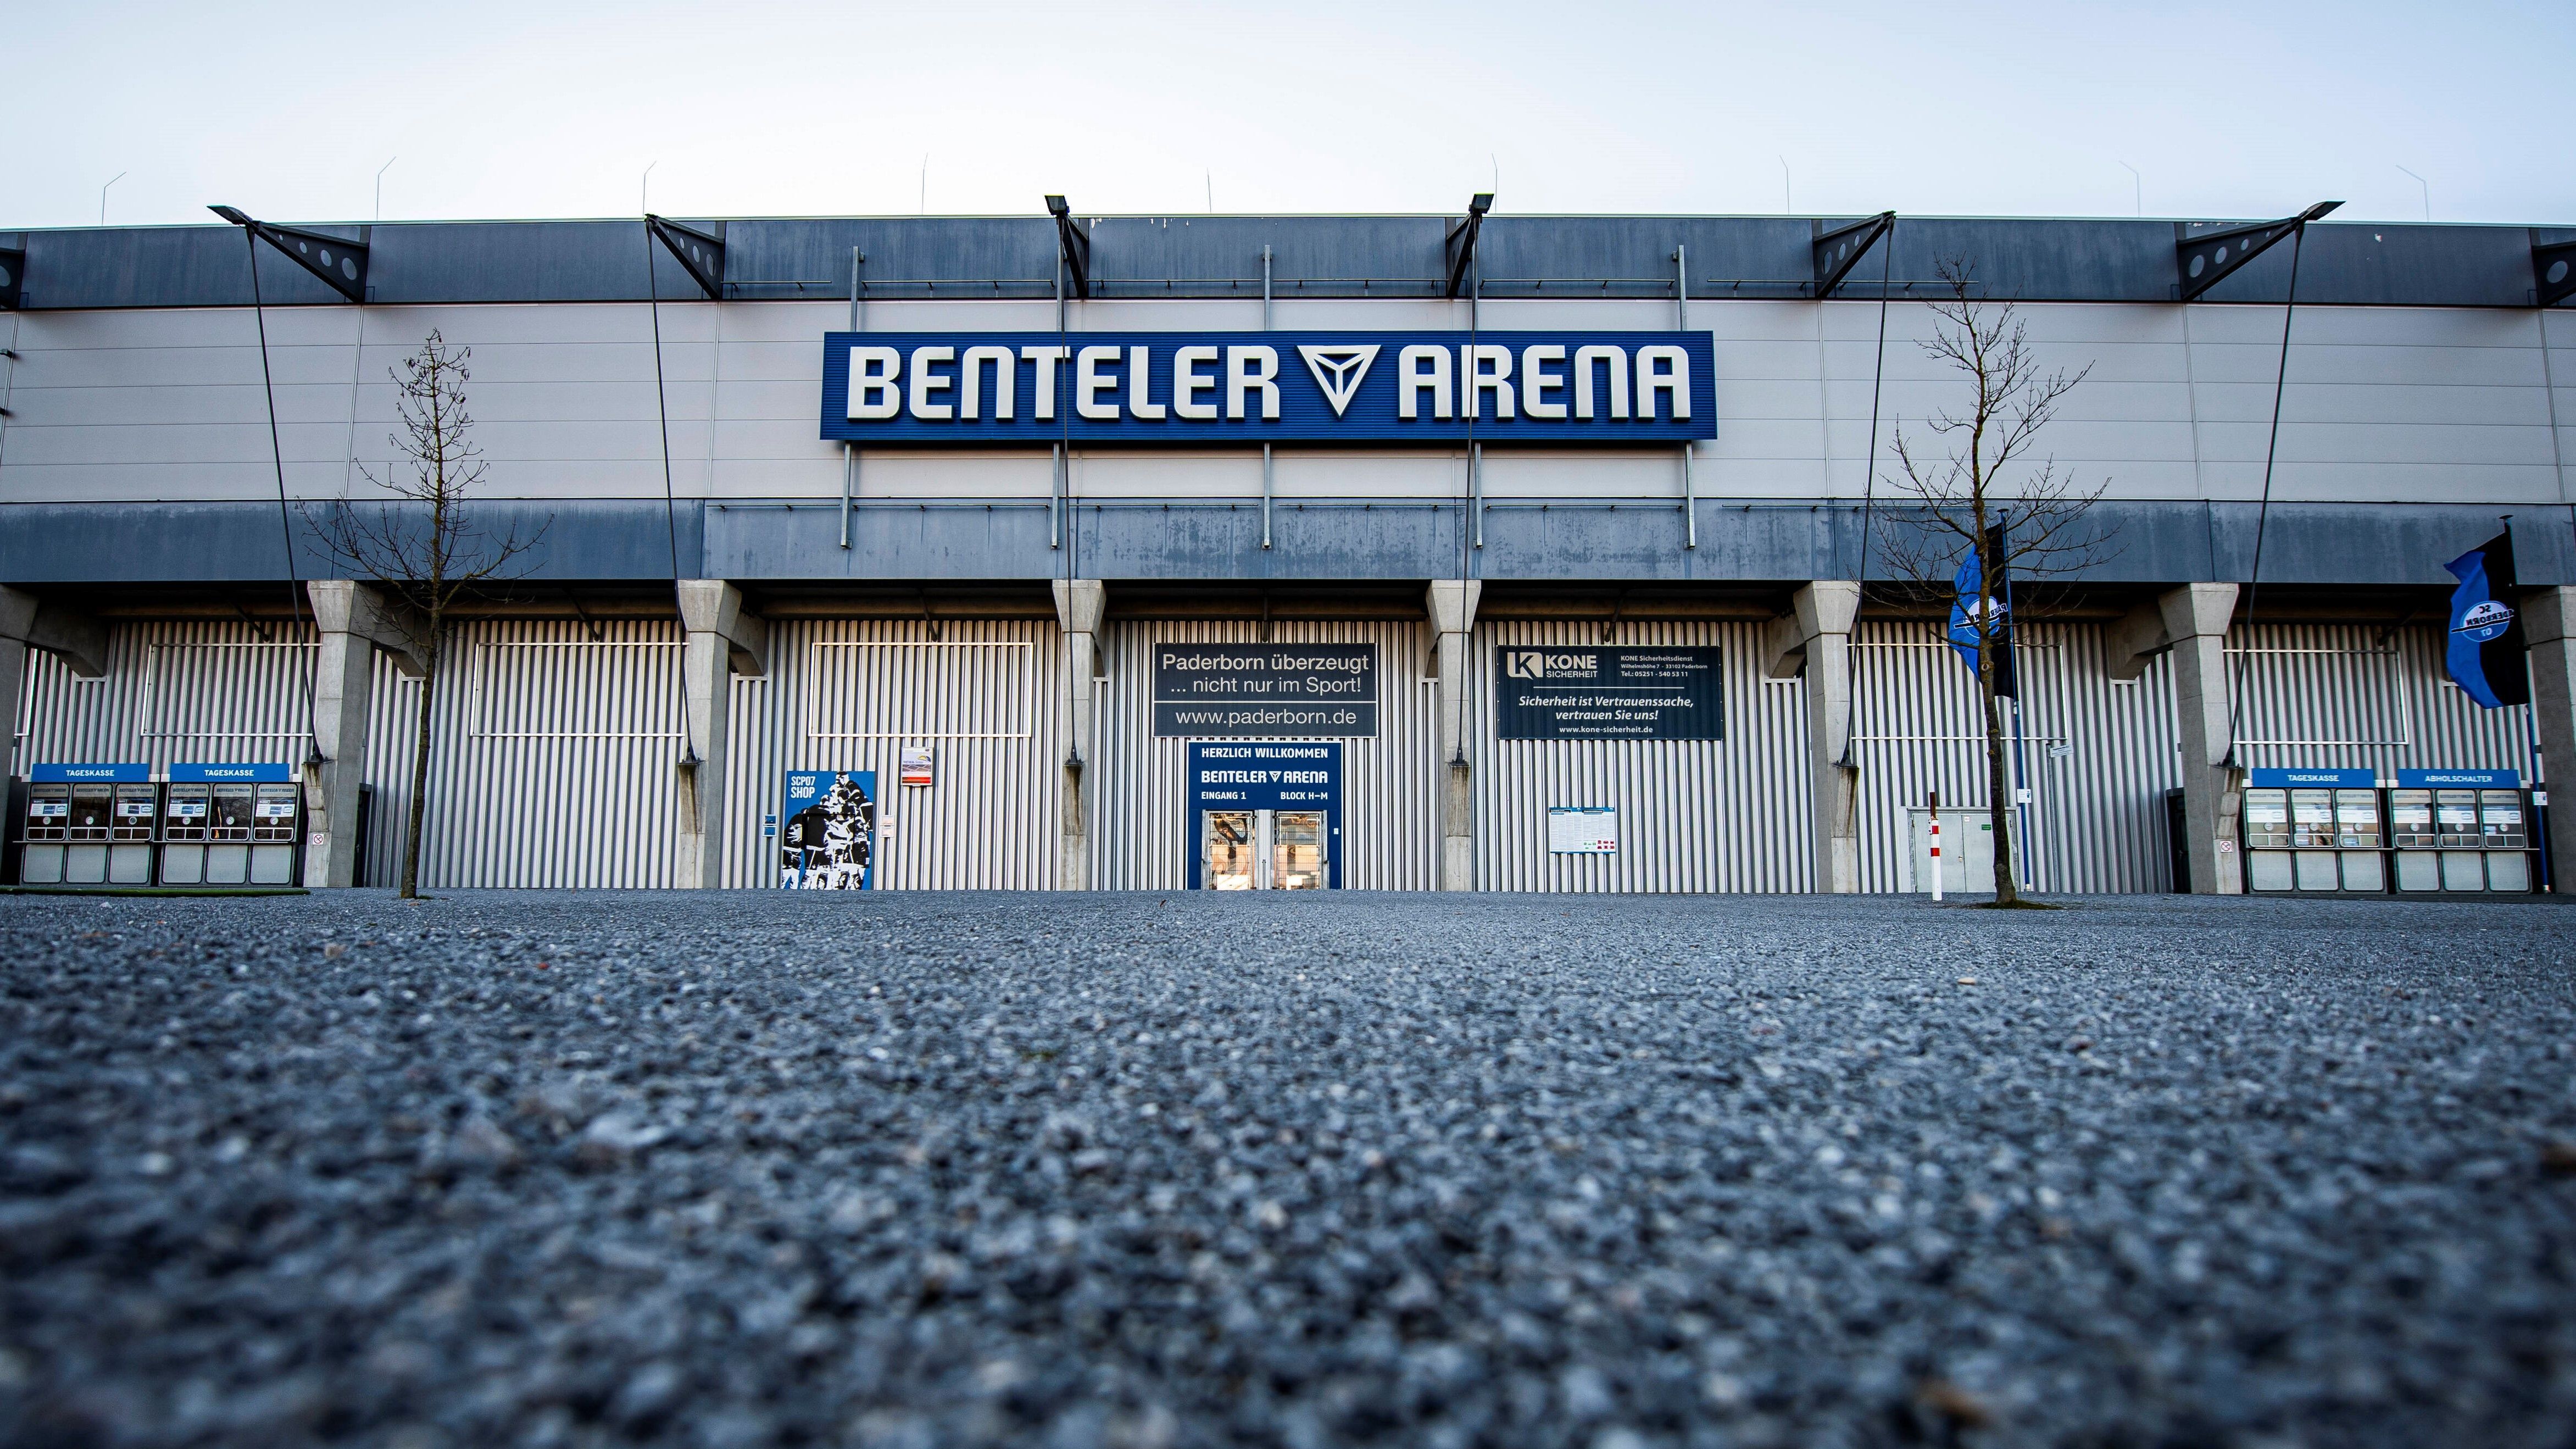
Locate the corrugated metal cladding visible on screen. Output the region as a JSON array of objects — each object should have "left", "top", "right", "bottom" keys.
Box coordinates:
[
  {"left": 14, "top": 620, "right": 316, "bottom": 770},
  {"left": 2227, "top": 623, "right": 2540, "bottom": 781},
  {"left": 1094, "top": 621, "right": 1439, "bottom": 892},
  {"left": 8, "top": 614, "right": 2549, "bottom": 894},
  {"left": 399, "top": 620, "right": 688, "bottom": 890},
  {"left": 1475, "top": 620, "right": 1813, "bottom": 893},
  {"left": 721, "top": 619, "right": 1063, "bottom": 891},
  {"left": 1849, "top": 621, "right": 2180, "bottom": 896}
]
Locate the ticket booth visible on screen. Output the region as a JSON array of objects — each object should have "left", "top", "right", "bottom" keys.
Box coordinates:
[
  {"left": 16, "top": 764, "right": 152, "bottom": 886},
  {"left": 2241, "top": 768, "right": 2384, "bottom": 893},
  {"left": 1185, "top": 742, "right": 1342, "bottom": 890},
  {"left": 163, "top": 763, "right": 302, "bottom": 887},
  {"left": 2391, "top": 769, "right": 2534, "bottom": 893}
]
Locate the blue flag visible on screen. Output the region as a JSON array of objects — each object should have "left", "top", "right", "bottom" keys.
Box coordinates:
[
  {"left": 1946, "top": 523, "right": 2016, "bottom": 698},
  {"left": 2444, "top": 531, "right": 2527, "bottom": 708}
]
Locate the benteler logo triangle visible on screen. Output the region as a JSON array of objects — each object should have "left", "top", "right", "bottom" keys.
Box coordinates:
[{"left": 1296, "top": 344, "right": 1382, "bottom": 417}]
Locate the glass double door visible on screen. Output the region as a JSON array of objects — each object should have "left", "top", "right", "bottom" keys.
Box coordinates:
[{"left": 1200, "top": 809, "right": 1328, "bottom": 890}]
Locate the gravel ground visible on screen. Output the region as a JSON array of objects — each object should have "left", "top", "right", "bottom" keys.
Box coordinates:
[{"left": 2, "top": 889, "right": 2573, "bottom": 1449}]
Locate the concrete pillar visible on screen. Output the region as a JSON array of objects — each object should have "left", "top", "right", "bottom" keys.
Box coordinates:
[
  {"left": 1766, "top": 581, "right": 1862, "bottom": 891},
  {"left": 1, "top": 585, "right": 111, "bottom": 781},
  {"left": 1054, "top": 580, "right": 1105, "bottom": 891},
  {"left": 2523, "top": 587, "right": 2576, "bottom": 888},
  {"left": 1428, "top": 580, "right": 1482, "bottom": 892},
  {"left": 2160, "top": 583, "right": 2242, "bottom": 894},
  {"left": 301, "top": 581, "right": 427, "bottom": 888},
  {"left": 675, "top": 580, "right": 767, "bottom": 890},
  {"left": 0, "top": 636, "right": 25, "bottom": 780}
]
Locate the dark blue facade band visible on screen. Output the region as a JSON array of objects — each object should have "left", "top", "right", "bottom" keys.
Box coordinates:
[{"left": 819, "top": 332, "right": 1717, "bottom": 446}]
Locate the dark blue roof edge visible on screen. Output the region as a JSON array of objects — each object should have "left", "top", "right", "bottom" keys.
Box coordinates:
[{"left": 5, "top": 215, "right": 2571, "bottom": 311}]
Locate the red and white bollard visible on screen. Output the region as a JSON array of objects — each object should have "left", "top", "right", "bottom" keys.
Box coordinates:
[{"left": 1928, "top": 789, "right": 1943, "bottom": 902}]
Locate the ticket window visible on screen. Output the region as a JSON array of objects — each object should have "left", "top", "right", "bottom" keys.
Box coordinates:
[
  {"left": 2435, "top": 790, "right": 2484, "bottom": 891},
  {"left": 109, "top": 782, "right": 157, "bottom": 886},
  {"left": 2288, "top": 789, "right": 2339, "bottom": 891},
  {"left": 2334, "top": 789, "right": 2385, "bottom": 892},
  {"left": 20, "top": 783, "right": 71, "bottom": 885},
  {"left": 2481, "top": 790, "right": 2532, "bottom": 893},
  {"left": 1197, "top": 809, "right": 1329, "bottom": 890},
  {"left": 160, "top": 783, "right": 213, "bottom": 885},
  {"left": 201, "top": 784, "right": 259, "bottom": 886},
  {"left": 2391, "top": 789, "right": 2440, "bottom": 892},
  {"left": 2243, "top": 788, "right": 2294, "bottom": 892},
  {"left": 249, "top": 782, "right": 301, "bottom": 885},
  {"left": 54, "top": 784, "right": 118, "bottom": 885}
]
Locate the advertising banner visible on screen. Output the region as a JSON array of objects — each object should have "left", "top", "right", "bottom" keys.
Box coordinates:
[
  {"left": 1153, "top": 643, "right": 1377, "bottom": 738},
  {"left": 1494, "top": 647, "right": 1724, "bottom": 740},
  {"left": 780, "top": 770, "right": 875, "bottom": 890},
  {"left": 820, "top": 331, "right": 1716, "bottom": 446}
]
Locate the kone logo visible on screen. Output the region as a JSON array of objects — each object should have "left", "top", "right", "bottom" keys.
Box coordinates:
[
  {"left": 1506, "top": 650, "right": 1597, "bottom": 679},
  {"left": 1295, "top": 345, "right": 1382, "bottom": 417}
]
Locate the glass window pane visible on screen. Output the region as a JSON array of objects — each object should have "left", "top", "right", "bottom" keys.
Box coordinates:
[
  {"left": 2244, "top": 789, "right": 2290, "bottom": 847},
  {"left": 2333, "top": 789, "right": 2380, "bottom": 847}
]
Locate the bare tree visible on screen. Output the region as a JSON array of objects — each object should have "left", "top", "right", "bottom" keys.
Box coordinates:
[
  {"left": 310, "top": 331, "right": 544, "bottom": 898},
  {"left": 1876, "top": 258, "right": 2116, "bottom": 907}
]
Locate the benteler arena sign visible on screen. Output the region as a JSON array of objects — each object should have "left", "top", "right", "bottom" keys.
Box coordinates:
[{"left": 818, "top": 332, "right": 1716, "bottom": 444}]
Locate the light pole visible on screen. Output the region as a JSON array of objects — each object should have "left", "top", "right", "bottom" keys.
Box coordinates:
[
  {"left": 100, "top": 171, "right": 126, "bottom": 225},
  {"left": 2118, "top": 161, "right": 2142, "bottom": 216},
  {"left": 375, "top": 158, "right": 397, "bottom": 221},
  {"left": 2395, "top": 164, "right": 2430, "bottom": 221}
]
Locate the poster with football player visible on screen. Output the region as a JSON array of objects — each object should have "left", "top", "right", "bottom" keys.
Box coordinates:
[{"left": 780, "top": 770, "right": 875, "bottom": 889}]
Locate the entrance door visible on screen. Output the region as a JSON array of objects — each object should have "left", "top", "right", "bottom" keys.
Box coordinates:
[
  {"left": 1198, "top": 809, "right": 1329, "bottom": 890},
  {"left": 1272, "top": 811, "right": 1327, "bottom": 890},
  {"left": 1203, "top": 810, "right": 1256, "bottom": 890}
]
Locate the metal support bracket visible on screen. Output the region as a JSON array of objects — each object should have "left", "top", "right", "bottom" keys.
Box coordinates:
[
  {"left": 208, "top": 207, "right": 369, "bottom": 303},
  {"left": 1811, "top": 212, "right": 1894, "bottom": 298},
  {"left": 2175, "top": 202, "right": 2340, "bottom": 302},
  {"left": 2535, "top": 233, "right": 2576, "bottom": 308},
  {"left": 1444, "top": 193, "right": 1493, "bottom": 299},
  {"left": 1047, "top": 196, "right": 1091, "bottom": 299},
  {"left": 646, "top": 215, "right": 727, "bottom": 299}
]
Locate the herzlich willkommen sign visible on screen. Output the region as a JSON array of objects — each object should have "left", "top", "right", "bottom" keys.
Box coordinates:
[{"left": 819, "top": 332, "right": 1716, "bottom": 445}]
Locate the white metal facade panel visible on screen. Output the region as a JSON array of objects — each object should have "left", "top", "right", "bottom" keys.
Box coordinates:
[
  {"left": 1475, "top": 620, "right": 1812, "bottom": 893},
  {"left": 5, "top": 299, "right": 2566, "bottom": 513},
  {"left": 721, "top": 618, "right": 1064, "bottom": 891},
  {"left": 1093, "top": 620, "right": 1437, "bottom": 893}
]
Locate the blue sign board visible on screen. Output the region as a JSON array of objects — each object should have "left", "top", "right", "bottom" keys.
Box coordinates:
[
  {"left": 1185, "top": 741, "right": 1342, "bottom": 889},
  {"left": 819, "top": 331, "right": 1716, "bottom": 445},
  {"left": 2247, "top": 768, "right": 2377, "bottom": 788},
  {"left": 170, "top": 762, "right": 293, "bottom": 782},
  {"left": 781, "top": 770, "right": 875, "bottom": 889},
  {"left": 2396, "top": 769, "right": 2519, "bottom": 789},
  {"left": 30, "top": 762, "right": 151, "bottom": 782}
]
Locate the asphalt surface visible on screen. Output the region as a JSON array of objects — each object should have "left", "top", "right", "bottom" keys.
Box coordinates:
[{"left": 2, "top": 889, "right": 2573, "bottom": 1449}]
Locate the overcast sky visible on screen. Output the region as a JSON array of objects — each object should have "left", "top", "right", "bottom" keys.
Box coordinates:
[{"left": 8, "top": 0, "right": 2569, "bottom": 229}]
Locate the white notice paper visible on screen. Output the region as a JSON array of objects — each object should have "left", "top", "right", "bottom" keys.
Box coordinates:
[{"left": 1548, "top": 806, "right": 1618, "bottom": 854}]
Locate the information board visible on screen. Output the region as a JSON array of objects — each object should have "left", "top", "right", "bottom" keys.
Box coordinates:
[
  {"left": 1495, "top": 647, "right": 1723, "bottom": 740},
  {"left": 1548, "top": 806, "right": 1619, "bottom": 854},
  {"left": 1153, "top": 643, "right": 1377, "bottom": 737}
]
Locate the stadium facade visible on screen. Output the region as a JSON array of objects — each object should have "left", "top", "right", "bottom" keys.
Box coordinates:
[{"left": 2, "top": 205, "right": 2572, "bottom": 895}]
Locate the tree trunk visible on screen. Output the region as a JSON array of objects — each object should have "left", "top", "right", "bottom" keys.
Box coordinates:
[
  {"left": 401, "top": 629, "right": 438, "bottom": 899},
  {"left": 1985, "top": 681, "right": 2021, "bottom": 904}
]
